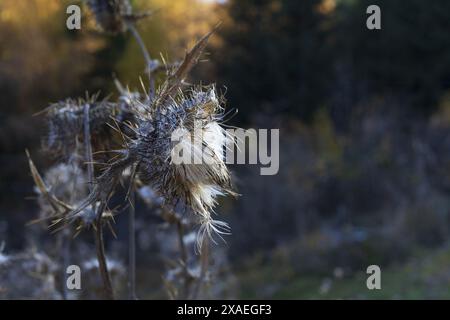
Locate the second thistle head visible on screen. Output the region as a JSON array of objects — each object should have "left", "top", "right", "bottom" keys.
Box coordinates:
[
  {"left": 86, "top": 0, "right": 132, "bottom": 33},
  {"left": 86, "top": 0, "right": 151, "bottom": 34}
]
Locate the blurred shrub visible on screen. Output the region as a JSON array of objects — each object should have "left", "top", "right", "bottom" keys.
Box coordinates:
[{"left": 227, "top": 97, "right": 450, "bottom": 274}]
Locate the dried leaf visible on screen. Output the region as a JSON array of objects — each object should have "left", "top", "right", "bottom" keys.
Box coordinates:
[{"left": 155, "top": 27, "right": 218, "bottom": 108}]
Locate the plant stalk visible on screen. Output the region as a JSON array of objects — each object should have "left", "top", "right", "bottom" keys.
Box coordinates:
[
  {"left": 176, "top": 219, "right": 191, "bottom": 299},
  {"left": 95, "top": 201, "right": 115, "bottom": 300},
  {"left": 191, "top": 238, "right": 209, "bottom": 299},
  {"left": 84, "top": 104, "right": 115, "bottom": 300},
  {"left": 128, "top": 189, "right": 137, "bottom": 299},
  {"left": 126, "top": 21, "right": 155, "bottom": 299},
  {"left": 127, "top": 22, "right": 155, "bottom": 98}
]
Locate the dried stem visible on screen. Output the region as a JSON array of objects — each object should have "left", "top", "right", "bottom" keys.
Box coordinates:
[
  {"left": 94, "top": 201, "right": 114, "bottom": 300},
  {"left": 127, "top": 22, "right": 155, "bottom": 98},
  {"left": 126, "top": 21, "right": 156, "bottom": 298},
  {"left": 83, "top": 105, "right": 94, "bottom": 192},
  {"left": 55, "top": 232, "right": 67, "bottom": 299},
  {"left": 128, "top": 189, "right": 137, "bottom": 300},
  {"left": 61, "top": 231, "right": 71, "bottom": 299},
  {"left": 191, "top": 238, "right": 209, "bottom": 300},
  {"left": 176, "top": 219, "right": 191, "bottom": 299},
  {"left": 83, "top": 104, "right": 114, "bottom": 300}
]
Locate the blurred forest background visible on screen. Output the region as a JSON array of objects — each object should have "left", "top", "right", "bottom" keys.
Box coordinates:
[{"left": 2, "top": 0, "right": 450, "bottom": 299}]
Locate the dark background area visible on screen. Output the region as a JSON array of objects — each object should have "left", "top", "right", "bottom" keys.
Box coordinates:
[{"left": 2, "top": 0, "right": 450, "bottom": 298}]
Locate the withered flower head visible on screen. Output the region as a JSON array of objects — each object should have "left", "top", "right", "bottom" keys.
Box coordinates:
[
  {"left": 134, "top": 85, "right": 235, "bottom": 248},
  {"left": 86, "top": 0, "right": 150, "bottom": 34},
  {"left": 42, "top": 96, "right": 129, "bottom": 159}
]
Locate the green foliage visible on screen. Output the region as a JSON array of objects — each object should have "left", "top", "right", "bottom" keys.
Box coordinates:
[{"left": 238, "top": 244, "right": 450, "bottom": 299}]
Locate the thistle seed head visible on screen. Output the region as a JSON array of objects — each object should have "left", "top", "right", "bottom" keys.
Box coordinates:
[
  {"left": 131, "top": 86, "right": 235, "bottom": 249},
  {"left": 86, "top": 0, "right": 150, "bottom": 34},
  {"left": 63, "top": 29, "right": 237, "bottom": 248},
  {"left": 43, "top": 96, "right": 130, "bottom": 159}
]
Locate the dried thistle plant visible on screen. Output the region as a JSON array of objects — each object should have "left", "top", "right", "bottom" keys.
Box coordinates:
[
  {"left": 27, "top": 2, "right": 236, "bottom": 300},
  {"left": 66, "top": 31, "right": 236, "bottom": 251}
]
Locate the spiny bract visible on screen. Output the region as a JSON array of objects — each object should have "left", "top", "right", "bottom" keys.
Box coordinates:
[{"left": 43, "top": 96, "right": 132, "bottom": 158}]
